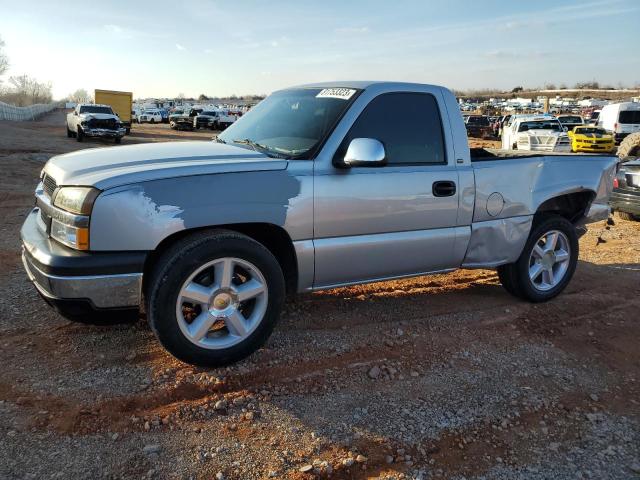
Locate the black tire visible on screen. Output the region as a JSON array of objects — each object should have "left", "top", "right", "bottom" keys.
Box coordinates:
[
  {"left": 66, "top": 126, "right": 72, "bottom": 138},
  {"left": 147, "top": 230, "right": 285, "bottom": 367},
  {"left": 617, "top": 211, "right": 640, "bottom": 221},
  {"left": 150, "top": 118, "right": 155, "bottom": 124},
  {"left": 617, "top": 132, "right": 640, "bottom": 161},
  {"left": 496, "top": 264, "right": 523, "bottom": 298},
  {"left": 498, "top": 215, "right": 579, "bottom": 302},
  {"left": 115, "top": 137, "right": 122, "bottom": 144},
  {"left": 125, "top": 128, "right": 131, "bottom": 135},
  {"left": 76, "top": 127, "right": 84, "bottom": 142}
]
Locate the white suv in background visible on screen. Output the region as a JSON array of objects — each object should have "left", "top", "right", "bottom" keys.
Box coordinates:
[{"left": 137, "top": 109, "right": 163, "bottom": 124}]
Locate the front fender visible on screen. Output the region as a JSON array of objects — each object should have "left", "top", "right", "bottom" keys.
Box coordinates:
[{"left": 89, "top": 170, "right": 312, "bottom": 251}]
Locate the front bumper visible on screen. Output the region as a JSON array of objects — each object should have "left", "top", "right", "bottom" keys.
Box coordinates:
[
  {"left": 21, "top": 209, "right": 146, "bottom": 310},
  {"left": 574, "top": 143, "right": 616, "bottom": 153},
  {"left": 82, "top": 127, "right": 126, "bottom": 138},
  {"left": 521, "top": 144, "right": 572, "bottom": 152}
]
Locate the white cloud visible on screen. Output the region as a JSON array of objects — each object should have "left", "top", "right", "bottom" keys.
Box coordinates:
[
  {"left": 270, "top": 36, "right": 291, "bottom": 48},
  {"left": 103, "top": 24, "right": 134, "bottom": 39},
  {"left": 176, "top": 43, "right": 186, "bottom": 51},
  {"left": 335, "top": 26, "right": 369, "bottom": 34}
]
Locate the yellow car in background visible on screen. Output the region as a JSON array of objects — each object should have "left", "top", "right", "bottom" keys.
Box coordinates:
[{"left": 568, "top": 126, "right": 616, "bottom": 153}]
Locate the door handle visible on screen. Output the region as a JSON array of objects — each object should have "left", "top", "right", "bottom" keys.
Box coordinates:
[{"left": 432, "top": 181, "right": 456, "bottom": 197}]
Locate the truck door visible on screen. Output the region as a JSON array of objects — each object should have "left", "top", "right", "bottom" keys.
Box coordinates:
[{"left": 313, "top": 91, "right": 463, "bottom": 288}]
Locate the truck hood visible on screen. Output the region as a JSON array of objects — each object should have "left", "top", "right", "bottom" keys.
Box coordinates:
[
  {"left": 43, "top": 141, "right": 286, "bottom": 190},
  {"left": 78, "top": 113, "right": 120, "bottom": 121}
]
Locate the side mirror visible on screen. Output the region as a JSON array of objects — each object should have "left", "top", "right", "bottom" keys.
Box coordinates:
[
  {"left": 341, "top": 138, "right": 387, "bottom": 168},
  {"left": 563, "top": 126, "right": 568, "bottom": 132}
]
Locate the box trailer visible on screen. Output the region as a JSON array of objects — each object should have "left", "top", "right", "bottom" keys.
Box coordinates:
[{"left": 94, "top": 89, "right": 133, "bottom": 134}]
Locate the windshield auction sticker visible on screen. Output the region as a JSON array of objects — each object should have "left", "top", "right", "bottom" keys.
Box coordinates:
[{"left": 316, "top": 88, "right": 356, "bottom": 100}]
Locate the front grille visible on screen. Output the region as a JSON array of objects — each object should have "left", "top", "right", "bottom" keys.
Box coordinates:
[
  {"left": 87, "top": 118, "right": 117, "bottom": 129},
  {"left": 42, "top": 174, "right": 57, "bottom": 199}
]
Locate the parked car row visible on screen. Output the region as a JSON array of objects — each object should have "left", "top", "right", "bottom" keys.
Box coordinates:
[{"left": 168, "top": 107, "right": 238, "bottom": 131}]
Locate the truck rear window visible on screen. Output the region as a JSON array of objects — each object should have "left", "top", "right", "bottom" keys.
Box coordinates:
[
  {"left": 559, "top": 116, "right": 582, "bottom": 124},
  {"left": 619, "top": 111, "right": 640, "bottom": 124}
]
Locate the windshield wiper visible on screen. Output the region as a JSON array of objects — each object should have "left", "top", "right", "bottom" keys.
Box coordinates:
[
  {"left": 231, "top": 139, "right": 288, "bottom": 159},
  {"left": 214, "top": 137, "right": 226, "bottom": 144}
]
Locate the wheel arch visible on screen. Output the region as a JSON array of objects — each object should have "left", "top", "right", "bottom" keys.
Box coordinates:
[
  {"left": 534, "top": 189, "right": 596, "bottom": 224},
  {"left": 143, "top": 222, "right": 299, "bottom": 296}
]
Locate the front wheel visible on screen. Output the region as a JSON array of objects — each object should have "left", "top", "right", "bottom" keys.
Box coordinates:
[
  {"left": 498, "top": 215, "right": 578, "bottom": 302},
  {"left": 66, "top": 126, "right": 72, "bottom": 138},
  {"left": 115, "top": 137, "right": 122, "bottom": 144},
  {"left": 147, "top": 230, "right": 285, "bottom": 366},
  {"left": 76, "top": 127, "right": 84, "bottom": 142}
]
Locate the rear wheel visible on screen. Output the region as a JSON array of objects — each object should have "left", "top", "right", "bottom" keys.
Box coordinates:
[
  {"left": 498, "top": 215, "right": 578, "bottom": 302},
  {"left": 147, "top": 230, "right": 285, "bottom": 366}
]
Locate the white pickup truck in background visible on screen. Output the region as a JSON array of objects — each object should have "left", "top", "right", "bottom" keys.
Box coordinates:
[
  {"left": 502, "top": 115, "right": 571, "bottom": 152},
  {"left": 66, "top": 104, "right": 126, "bottom": 144}
]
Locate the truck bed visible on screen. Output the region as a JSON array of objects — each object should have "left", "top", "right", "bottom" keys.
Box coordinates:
[{"left": 470, "top": 147, "right": 613, "bottom": 161}]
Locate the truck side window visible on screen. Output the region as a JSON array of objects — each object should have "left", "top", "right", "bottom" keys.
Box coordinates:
[{"left": 338, "top": 92, "right": 446, "bottom": 165}]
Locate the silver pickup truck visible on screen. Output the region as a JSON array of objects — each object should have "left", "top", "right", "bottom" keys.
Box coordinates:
[{"left": 22, "top": 82, "right": 617, "bottom": 366}]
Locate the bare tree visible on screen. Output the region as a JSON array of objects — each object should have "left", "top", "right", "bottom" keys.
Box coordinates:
[
  {"left": 68, "top": 88, "right": 92, "bottom": 104},
  {"left": 0, "top": 35, "right": 9, "bottom": 80},
  {"left": 7, "top": 74, "right": 53, "bottom": 106}
]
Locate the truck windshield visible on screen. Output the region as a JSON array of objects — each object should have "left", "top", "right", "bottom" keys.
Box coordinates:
[
  {"left": 519, "top": 121, "right": 561, "bottom": 132},
  {"left": 218, "top": 87, "right": 361, "bottom": 159},
  {"left": 79, "top": 106, "right": 113, "bottom": 114}
]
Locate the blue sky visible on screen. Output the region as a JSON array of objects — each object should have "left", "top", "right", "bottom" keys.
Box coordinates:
[{"left": 0, "top": 0, "right": 638, "bottom": 99}]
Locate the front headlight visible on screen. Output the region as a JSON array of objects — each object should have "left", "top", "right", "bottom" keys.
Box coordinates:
[
  {"left": 53, "top": 186, "right": 100, "bottom": 215},
  {"left": 49, "top": 187, "right": 99, "bottom": 251}
]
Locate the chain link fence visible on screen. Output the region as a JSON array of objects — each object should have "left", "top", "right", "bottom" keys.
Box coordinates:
[{"left": 0, "top": 101, "right": 62, "bottom": 121}]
